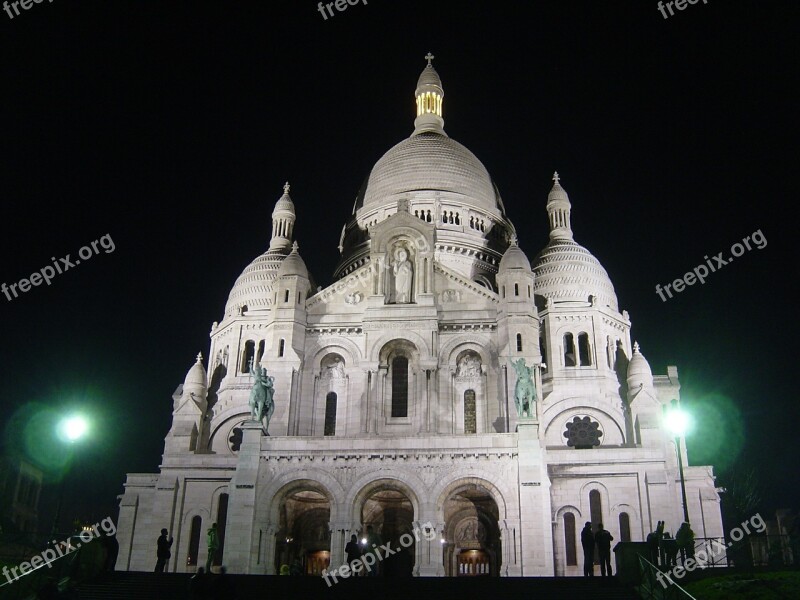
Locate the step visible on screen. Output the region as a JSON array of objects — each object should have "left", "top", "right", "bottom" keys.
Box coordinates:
[{"left": 76, "top": 572, "right": 641, "bottom": 600}]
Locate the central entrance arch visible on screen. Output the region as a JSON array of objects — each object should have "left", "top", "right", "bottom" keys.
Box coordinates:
[{"left": 356, "top": 479, "right": 418, "bottom": 576}]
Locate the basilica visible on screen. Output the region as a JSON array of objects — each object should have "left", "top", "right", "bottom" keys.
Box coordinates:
[{"left": 115, "top": 56, "right": 723, "bottom": 577}]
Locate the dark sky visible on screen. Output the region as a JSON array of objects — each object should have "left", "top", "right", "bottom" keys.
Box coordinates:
[{"left": 1, "top": 0, "right": 797, "bottom": 532}]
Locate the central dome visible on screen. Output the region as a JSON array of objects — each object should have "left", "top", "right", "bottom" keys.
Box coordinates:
[{"left": 355, "top": 132, "right": 502, "bottom": 214}]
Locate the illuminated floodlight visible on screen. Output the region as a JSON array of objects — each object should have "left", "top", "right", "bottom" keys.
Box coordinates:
[
  {"left": 665, "top": 408, "right": 690, "bottom": 437},
  {"left": 59, "top": 415, "right": 88, "bottom": 442}
]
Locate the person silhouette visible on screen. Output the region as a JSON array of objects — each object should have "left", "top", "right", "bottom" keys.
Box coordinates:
[
  {"left": 581, "top": 522, "right": 595, "bottom": 576},
  {"left": 154, "top": 528, "right": 173, "bottom": 573},
  {"left": 594, "top": 523, "right": 614, "bottom": 577}
]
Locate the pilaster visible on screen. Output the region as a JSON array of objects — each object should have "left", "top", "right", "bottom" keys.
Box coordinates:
[{"left": 223, "top": 421, "right": 261, "bottom": 573}]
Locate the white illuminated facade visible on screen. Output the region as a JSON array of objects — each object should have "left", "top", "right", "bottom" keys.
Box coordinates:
[{"left": 116, "top": 56, "right": 723, "bottom": 577}]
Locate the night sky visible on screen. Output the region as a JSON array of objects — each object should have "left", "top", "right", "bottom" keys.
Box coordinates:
[{"left": 1, "top": 0, "right": 797, "bottom": 533}]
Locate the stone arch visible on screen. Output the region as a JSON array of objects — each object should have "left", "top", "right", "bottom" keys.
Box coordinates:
[
  {"left": 346, "top": 471, "right": 425, "bottom": 526},
  {"left": 542, "top": 400, "right": 626, "bottom": 446},
  {"left": 432, "top": 474, "right": 511, "bottom": 520},
  {"left": 182, "top": 507, "right": 212, "bottom": 528},
  {"left": 259, "top": 472, "right": 345, "bottom": 522},
  {"left": 373, "top": 226, "right": 432, "bottom": 256},
  {"left": 307, "top": 338, "right": 362, "bottom": 370},
  {"left": 259, "top": 476, "right": 338, "bottom": 576},
  {"left": 555, "top": 504, "right": 584, "bottom": 520},
  {"left": 579, "top": 481, "right": 612, "bottom": 527},
  {"left": 610, "top": 502, "right": 641, "bottom": 541},
  {"left": 207, "top": 413, "right": 250, "bottom": 454},
  {"left": 368, "top": 331, "right": 430, "bottom": 363},
  {"left": 437, "top": 476, "right": 505, "bottom": 577},
  {"left": 440, "top": 335, "right": 494, "bottom": 370}
]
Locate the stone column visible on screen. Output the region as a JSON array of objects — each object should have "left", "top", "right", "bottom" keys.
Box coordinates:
[
  {"left": 223, "top": 421, "right": 261, "bottom": 573},
  {"left": 378, "top": 366, "right": 388, "bottom": 432},
  {"left": 259, "top": 523, "right": 276, "bottom": 574},
  {"left": 328, "top": 520, "right": 350, "bottom": 571},
  {"left": 500, "top": 518, "right": 522, "bottom": 576},
  {"left": 362, "top": 369, "right": 371, "bottom": 434},
  {"left": 115, "top": 493, "right": 139, "bottom": 571},
  {"left": 413, "top": 519, "right": 442, "bottom": 576},
  {"left": 147, "top": 476, "right": 179, "bottom": 572},
  {"left": 516, "top": 419, "right": 554, "bottom": 575}
]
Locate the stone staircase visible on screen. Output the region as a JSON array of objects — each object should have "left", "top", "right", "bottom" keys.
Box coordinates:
[{"left": 75, "top": 572, "right": 641, "bottom": 600}]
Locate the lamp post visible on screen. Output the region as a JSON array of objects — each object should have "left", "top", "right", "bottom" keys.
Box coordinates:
[
  {"left": 51, "top": 415, "right": 89, "bottom": 535},
  {"left": 665, "top": 407, "right": 690, "bottom": 524}
]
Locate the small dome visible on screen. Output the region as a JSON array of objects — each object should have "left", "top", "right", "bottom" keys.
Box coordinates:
[
  {"left": 627, "top": 342, "right": 654, "bottom": 390},
  {"left": 417, "top": 63, "right": 443, "bottom": 90},
  {"left": 276, "top": 242, "right": 309, "bottom": 279},
  {"left": 532, "top": 238, "right": 618, "bottom": 310},
  {"left": 183, "top": 353, "right": 207, "bottom": 390},
  {"left": 357, "top": 132, "right": 501, "bottom": 213},
  {"left": 548, "top": 180, "right": 570, "bottom": 204},
  {"left": 273, "top": 182, "right": 295, "bottom": 214},
  {"left": 225, "top": 248, "right": 287, "bottom": 317},
  {"left": 499, "top": 238, "right": 532, "bottom": 272}
]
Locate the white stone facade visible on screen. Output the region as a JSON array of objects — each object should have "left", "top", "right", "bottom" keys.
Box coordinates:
[{"left": 116, "top": 58, "right": 723, "bottom": 577}]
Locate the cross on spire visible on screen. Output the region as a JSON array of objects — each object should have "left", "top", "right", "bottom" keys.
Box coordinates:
[
  {"left": 552, "top": 171, "right": 560, "bottom": 185},
  {"left": 196, "top": 352, "right": 203, "bottom": 363},
  {"left": 425, "top": 52, "right": 434, "bottom": 66},
  {"left": 283, "top": 181, "right": 290, "bottom": 194}
]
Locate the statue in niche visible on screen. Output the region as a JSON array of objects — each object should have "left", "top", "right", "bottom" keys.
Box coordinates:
[
  {"left": 511, "top": 358, "right": 537, "bottom": 417},
  {"left": 392, "top": 247, "right": 413, "bottom": 303},
  {"left": 248, "top": 359, "right": 275, "bottom": 434},
  {"left": 457, "top": 354, "right": 482, "bottom": 378},
  {"left": 325, "top": 357, "right": 345, "bottom": 379}
]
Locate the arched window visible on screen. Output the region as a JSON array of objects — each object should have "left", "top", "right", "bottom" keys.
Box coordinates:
[
  {"left": 527, "top": 285, "right": 531, "bottom": 298},
  {"left": 516, "top": 333, "right": 523, "bottom": 352},
  {"left": 578, "top": 333, "right": 592, "bottom": 366},
  {"left": 256, "top": 340, "right": 265, "bottom": 365},
  {"left": 564, "top": 513, "right": 577, "bottom": 566},
  {"left": 564, "top": 333, "right": 576, "bottom": 367},
  {"left": 284, "top": 289, "right": 290, "bottom": 303},
  {"left": 501, "top": 286, "right": 505, "bottom": 298},
  {"left": 514, "top": 283, "right": 519, "bottom": 296},
  {"left": 589, "top": 490, "right": 602, "bottom": 529},
  {"left": 215, "top": 494, "right": 229, "bottom": 567},
  {"left": 391, "top": 356, "right": 409, "bottom": 417},
  {"left": 619, "top": 512, "right": 631, "bottom": 542},
  {"left": 240, "top": 340, "right": 255, "bottom": 373},
  {"left": 278, "top": 339, "right": 285, "bottom": 357},
  {"left": 187, "top": 516, "right": 202, "bottom": 566},
  {"left": 539, "top": 336, "right": 547, "bottom": 366},
  {"left": 324, "top": 392, "right": 337, "bottom": 436},
  {"left": 464, "top": 389, "right": 477, "bottom": 434}
]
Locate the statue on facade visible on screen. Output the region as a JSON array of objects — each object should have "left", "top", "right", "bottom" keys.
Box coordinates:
[
  {"left": 392, "top": 247, "right": 413, "bottom": 303},
  {"left": 457, "top": 354, "right": 481, "bottom": 378},
  {"left": 511, "top": 358, "right": 537, "bottom": 417},
  {"left": 248, "top": 359, "right": 276, "bottom": 434},
  {"left": 326, "top": 357, "right": 345, "bottom": 379}
]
